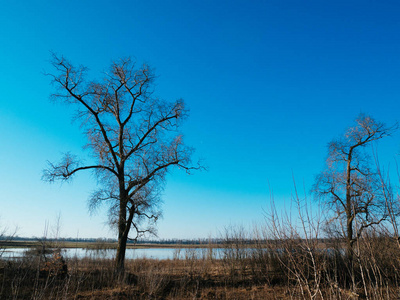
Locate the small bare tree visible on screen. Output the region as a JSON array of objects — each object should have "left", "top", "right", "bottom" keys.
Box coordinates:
[
  {"left": 314, "top": 114, "right": 397, "bottom": 257},
  {"left": 43, "top": 54, "right": 199, "bottom": 274},
  {"left": 0, "top": 219, "right": 17, "bottom": 258}
]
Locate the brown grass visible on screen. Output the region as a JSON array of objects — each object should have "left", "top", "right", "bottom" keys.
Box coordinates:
[
  {"left": 2, "top": 233, "right": 400, "bottom": 299},
  {"left": 0, "top": 255, "right": 284, "bottom": 299}
]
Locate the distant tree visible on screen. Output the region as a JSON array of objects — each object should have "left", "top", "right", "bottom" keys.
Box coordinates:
[
  {"left": 314, "top": 114, "right": 397, "bottom": 257},
  {"left": 0, "top": 219, "right": 17, "bottom": 258},
  {"left": 43, "top": 54, "right": 199, "bottom": 274}
]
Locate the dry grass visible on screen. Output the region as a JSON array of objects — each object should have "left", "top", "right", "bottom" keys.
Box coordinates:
[
  {"left": 2, "top": 232, "right": 400, "bottom": 299},
  {"left": 0, "top": 255, "right": 280, "bottom": 299}
]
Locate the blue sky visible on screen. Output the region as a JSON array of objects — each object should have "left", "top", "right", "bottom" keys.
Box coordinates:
[{"left": 1, "top": 0, "right": 400, "bottom": 239}]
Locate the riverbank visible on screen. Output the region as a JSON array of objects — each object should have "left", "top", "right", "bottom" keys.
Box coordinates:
[
  {"left": 2, "top": 235, "right": 400, "bottom": 299},
  {"left": 1, "top": 249, "right": 394, "bottom": 299}
]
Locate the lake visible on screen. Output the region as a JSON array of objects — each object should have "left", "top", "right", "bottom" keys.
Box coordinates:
[{"left": 1, "top": 247, "right": 223, "bottom": 260}]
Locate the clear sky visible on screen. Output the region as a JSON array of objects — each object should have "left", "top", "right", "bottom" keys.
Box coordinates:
[{"left": 1, "top": 0, "right": 400, "bottom": 239}]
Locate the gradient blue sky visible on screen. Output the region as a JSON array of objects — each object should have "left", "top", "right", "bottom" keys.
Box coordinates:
[{"left": 1, "top": 0, "right": 400, "bottom": 239}]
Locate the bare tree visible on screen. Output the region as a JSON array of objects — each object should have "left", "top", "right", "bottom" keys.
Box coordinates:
[
  {"left": 0, "top": 219, "right": 17, "bottom": 258},
  {"left": 314, "top": 114, "right": 397, "bottom": 257},
  {"left": 43, "top": 54, "right": 199, "bottom": 274}
]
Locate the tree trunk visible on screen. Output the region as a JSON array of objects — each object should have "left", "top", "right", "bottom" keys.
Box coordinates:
[
  {"left": 116, "top": 184, "right": 128, "bottom": 275},
  {"left": 346, "top": 214, "right": 354, "bottom": 262},
  {"left": 345, "top": 153, "right": 355, "bottom": 269},
  {"left": 116, "top": 229, "right": 128, "bottom": 275}
]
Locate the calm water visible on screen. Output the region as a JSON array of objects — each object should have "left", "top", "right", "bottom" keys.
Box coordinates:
[{"left": 1, "top": 247, "right": 222, "bottom": 260}]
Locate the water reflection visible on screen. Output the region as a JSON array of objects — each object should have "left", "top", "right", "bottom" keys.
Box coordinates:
[{"left": 1, "top": 247, "right": 221, "bottom": 260}]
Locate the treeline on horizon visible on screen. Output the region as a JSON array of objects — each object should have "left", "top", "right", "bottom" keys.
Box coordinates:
[
  {"left": 0, "top": 234, "right": 347, "bottom": 246},
  {"left": 0, "top": 235, "right": 227, "bottom": 245}
]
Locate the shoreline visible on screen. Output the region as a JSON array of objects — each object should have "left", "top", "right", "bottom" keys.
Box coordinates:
[{"left": 0, "top": 240, "right": 223, "bottom": 249}]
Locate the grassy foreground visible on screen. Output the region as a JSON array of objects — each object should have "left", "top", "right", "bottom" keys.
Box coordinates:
[
  {"left": 0, "top": 255, "right": 283, "bottom": 299},
  {"left": 2, "top": 234, "right": 400, "bottom": 299}
]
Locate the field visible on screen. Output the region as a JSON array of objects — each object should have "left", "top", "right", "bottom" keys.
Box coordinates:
[
  {"left": 2, "top": 234, "right": 400, "bottom": 299},
  {"left": 0, "top": 255, "right": 282, "bottom": 299}
]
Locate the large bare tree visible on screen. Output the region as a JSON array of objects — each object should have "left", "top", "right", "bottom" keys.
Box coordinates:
[
  {"left": 43, "top": 54, "right": 198, "bottom": 273},
  {"left": 314, "top": 114, "right": 397, "bottom": 256}
]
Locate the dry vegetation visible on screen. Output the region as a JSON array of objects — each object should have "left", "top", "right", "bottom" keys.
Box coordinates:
[
  {"left": 0, "top": 250, "right": 276, "bottom": 299},
  {"left": 2, "top": 228, "right": 400, "bottom": 299}
]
